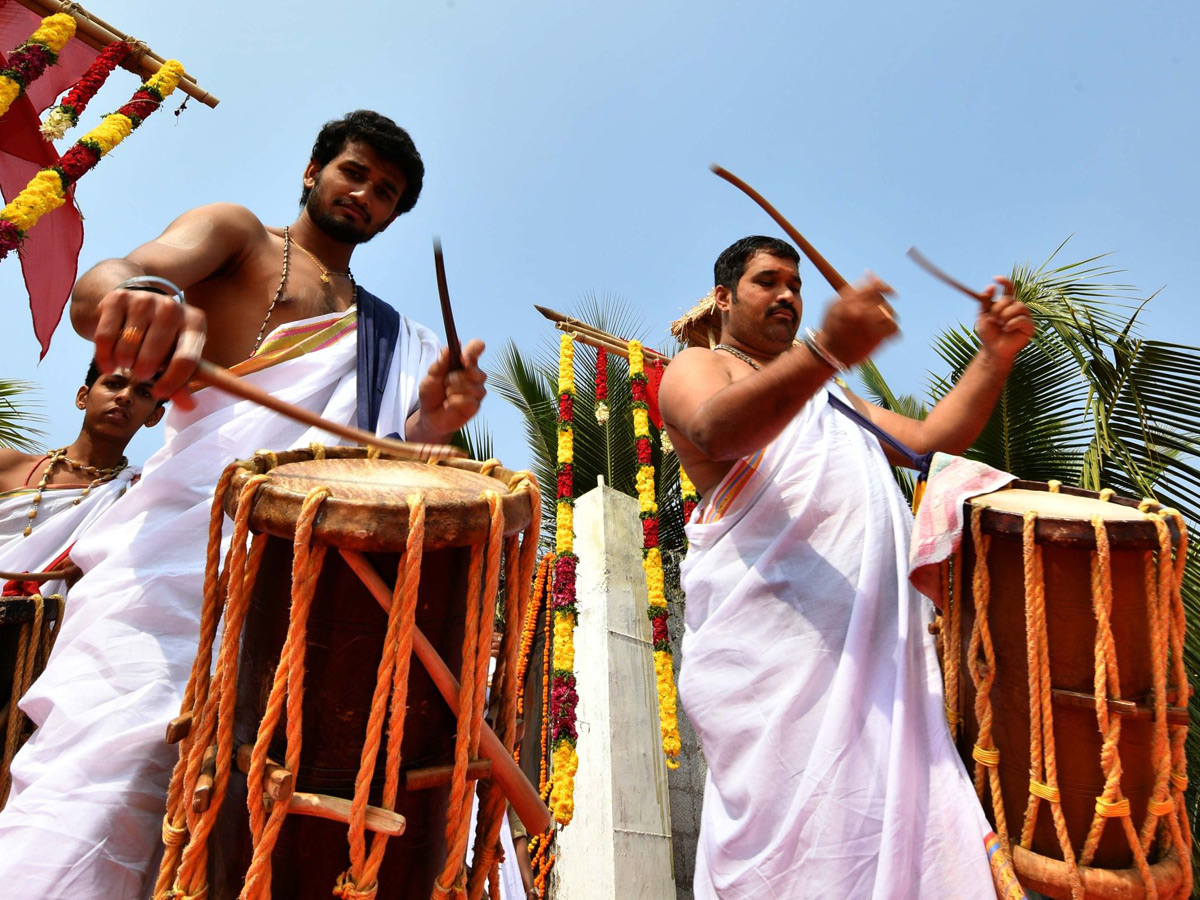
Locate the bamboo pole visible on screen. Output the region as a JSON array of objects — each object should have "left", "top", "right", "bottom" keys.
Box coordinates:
[
  {"left": 534, "top": 305, "right": 671, "bottom": 364},
  {"left": 12, "top": 0, "right": 219, "bottom": 108}
]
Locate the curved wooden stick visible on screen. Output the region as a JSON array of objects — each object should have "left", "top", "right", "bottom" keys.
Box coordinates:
[
  {"left": 710, "top": 165, "right": 848, "bottom": 292},
  {"left": 194, "top": 361, "right": 464, "bottom": 461},
  {"left": 0, "top": 569, "right": 64, "bottom": 583}
]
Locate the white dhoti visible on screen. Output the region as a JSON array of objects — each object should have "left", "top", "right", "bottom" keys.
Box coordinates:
[
  {"left": 0, "top": 309, "right": 438, "bottom": 899},
  {"left": 0, "top": 469, "right": 139, "bottom": 598},
  {"left": 679, "top": 389, "right": 1003, "bottom": 899}
]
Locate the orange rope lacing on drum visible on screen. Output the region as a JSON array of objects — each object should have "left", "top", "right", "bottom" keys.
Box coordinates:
[
  {"left": 158, "top": 470, "right": 270, "bottom": 900},
  {"left": 0, "top": 591, "right": 51, "bottom": 807},
  {"left": 1017, "top": 510, "right": 1083, "bottom": 900},
  {"left": 1077, "top": 515, "right": 1157, "bottom": 897},
  {"left": 240, "top": 486, "right": 330, "bottom": 900},
  {"left": 940, "top": 552, "right": 963, "bottom": 738},
  {"left": 967, "top": 507, "right": 1011, "bottom": 852},
  {"left": 467, "top": 473, "right": 542, "bottom": 900},
  {"left": 432, "top": 491, "right": 504, "bottom": 900},
  {"left": 333, "top": 493, "right": 427, "bottom": 900},
  {"left": 1147, "top": 506, "right": 1193, "bottom": 897}
]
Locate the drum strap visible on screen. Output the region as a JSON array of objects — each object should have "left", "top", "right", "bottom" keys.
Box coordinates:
[
  {"left": 826, "top": 391, "right": 934, "bottom": 475},
  {"left": 355, "top": 287, "right": 402, "bottom": 434}
]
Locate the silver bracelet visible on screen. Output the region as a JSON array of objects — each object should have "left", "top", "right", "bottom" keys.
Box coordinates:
[
  {"left": 116, "top": 275, "right": 186, "bottom": 305},
  {"left": 803, "top": 328, "right": 849, "bottom": 373}
]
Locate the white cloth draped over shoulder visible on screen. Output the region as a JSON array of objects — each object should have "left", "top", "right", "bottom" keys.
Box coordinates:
[
  {"left": 0, "top": 307, "right": 439, "bottom": 900},
  {"left": 0, "top": 469, "right": 139, "bottom": 598},
  {"left": 678, "top": 388, "right": 1003, "bottom": 900}
]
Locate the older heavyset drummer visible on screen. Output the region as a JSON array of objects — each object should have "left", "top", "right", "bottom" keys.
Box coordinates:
[
  {"left": 659, "top": 236, "right": 1035, "bottom": 898},
  {"left": 0, "top": 110, "right": 487, "bottom": 899}
]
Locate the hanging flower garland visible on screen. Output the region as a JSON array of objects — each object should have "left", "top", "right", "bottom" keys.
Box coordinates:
[
  {"left": 0, "top": 58, "right": 186, "bottom": 259},
  {"left": 680, "top": 464, "right": 700, "bottom": 523},
  {"left": 651, "top": 357, "right": 672, "bottom": 453},
  {"left": 629, "top": 340, "right": 682, "bottom": 768},
  {"left": 593, "top": 346, "right": 609, "bottom": 425},
  {"left": 548, "top": 332, "right": 580, "bottom": 824},
  {"left": 0, "top": 13, "right": 76, "bottom": 121},
  {"left": 41, "top": 40, "right": 132, "bottom": 140},
  {"left": 515, "top": 553, "right": 554, "bottom": 732}
]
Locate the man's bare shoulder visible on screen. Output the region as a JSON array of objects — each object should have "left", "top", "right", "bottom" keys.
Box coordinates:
[
  {"left": 0, "top": 449, "right": 41, "bottom": 493},
  {"left": 662, "top": 346, "right": 734, "bottom": 382},
  {"left": 155, "top": 202, "right": 268, "bottom": 242}
]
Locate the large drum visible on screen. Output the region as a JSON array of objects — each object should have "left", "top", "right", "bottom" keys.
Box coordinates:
[
  {"left": 948, "top": 480, "right": 1191, "bottom": 900},
  {"left": 155, "top": 446, "right": 548, "bottom": 900}
]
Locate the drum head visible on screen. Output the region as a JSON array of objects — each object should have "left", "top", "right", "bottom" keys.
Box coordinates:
[
  {"left": 967, "top": 480, "right": 1179, "bottom": 549},
  {"left": 227, "top": 448, "right": 536, "bottom": 553}
]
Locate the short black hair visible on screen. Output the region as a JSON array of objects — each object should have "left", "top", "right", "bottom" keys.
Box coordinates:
[
  {"left": 85, "top": 358, "right": 100, "bottom": 388},
  {"left": 714, "top": 236, "right": 800, "bottom": 291},
  {"left": 300, "top": 110, "right": 424, "bottom": 216}
]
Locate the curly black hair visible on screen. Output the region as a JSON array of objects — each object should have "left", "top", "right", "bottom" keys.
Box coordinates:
[{"left": 300, "top": 110, "right": 424, "bottom": 216}]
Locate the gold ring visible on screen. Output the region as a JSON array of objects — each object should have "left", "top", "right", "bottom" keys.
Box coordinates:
[
  {"left": 120, "top": 325, "right": 144, "bottom": 345},
  {"left": 879, "top": 307, "right": 895, "bottom": 323}
]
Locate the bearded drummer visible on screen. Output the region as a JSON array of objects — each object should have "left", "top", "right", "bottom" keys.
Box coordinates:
[
  {"left": 659, "top": 235, "right": 1035, "bottom": 899},
  {"left": 0, "top": 110, "right": 487, "bottom": 899}
]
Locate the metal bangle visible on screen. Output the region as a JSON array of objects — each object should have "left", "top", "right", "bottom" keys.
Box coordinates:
[
  {"left": 115, "top": 275, "right": 186, "bottom": 305},
  {"left": 803, "top": 328, "right": 849, "bottom": 373}
]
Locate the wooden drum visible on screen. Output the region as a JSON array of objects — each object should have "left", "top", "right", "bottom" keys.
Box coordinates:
[
  {"left": 949, "top": 480, "right": 1191, "bottom": 900},
  {"left": 155, "top": 446, "right": 548, "bottom": 900}
]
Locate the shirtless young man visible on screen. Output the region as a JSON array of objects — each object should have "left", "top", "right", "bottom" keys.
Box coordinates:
[
  {"left": 0, "top": 110, "right": 488, "bottom": 900},
  {"left": 659, "top": 236, "right": 1034, "bottom": 898},
  {"left": 0, "top": 363, "right": 163, "bottom": 577}
]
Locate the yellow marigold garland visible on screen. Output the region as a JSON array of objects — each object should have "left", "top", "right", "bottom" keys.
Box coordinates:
[
  {"left": 548, "top": 332, "right": 581, "bottom": 824},
  {"left": 0, "top": 14, "right": 76, "bottom": 121},
  {"left": 629, "top": 340, "right": 682, "bottom": 767}
]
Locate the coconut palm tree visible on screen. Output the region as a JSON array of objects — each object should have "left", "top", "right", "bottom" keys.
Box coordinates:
[
  {"left": 0, "top": 379, "right": 45, "bottom": 452},
  {"left": 860, "top": 246, "right": 1200, "bottom": 875}
]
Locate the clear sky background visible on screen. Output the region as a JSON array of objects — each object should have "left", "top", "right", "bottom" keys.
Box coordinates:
[{"left": 3, "top": 0, "right": 1197, "bottom": 472}]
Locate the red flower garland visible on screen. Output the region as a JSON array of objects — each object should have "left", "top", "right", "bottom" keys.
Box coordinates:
[{"left": 42, "top": 41, "right": 131, "bottom": 138}]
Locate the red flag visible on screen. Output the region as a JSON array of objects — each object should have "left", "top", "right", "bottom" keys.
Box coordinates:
[{"left": 0, "top": 4, "right": 100, "bottom": 357}]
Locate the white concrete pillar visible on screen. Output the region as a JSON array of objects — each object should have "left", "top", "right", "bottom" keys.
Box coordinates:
[{"left": 551, "top": 480, "right": 675, "bottom": 900}]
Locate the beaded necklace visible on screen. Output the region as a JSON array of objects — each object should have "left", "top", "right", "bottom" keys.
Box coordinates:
[
  {"left": 23, "top": 448, "right": 128, "bottom": 537},
  {"left": 713, "top": 343, "right": 763, "bottom": 370}
]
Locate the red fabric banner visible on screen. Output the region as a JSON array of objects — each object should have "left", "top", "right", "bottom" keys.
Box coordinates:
[{"left": 0, "top": 4, "right": 100, "bottom": 357}]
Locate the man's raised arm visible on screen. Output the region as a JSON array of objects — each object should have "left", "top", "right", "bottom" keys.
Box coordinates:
[{"left": 71, "top": 203, "right": 262, "bottom": 403}]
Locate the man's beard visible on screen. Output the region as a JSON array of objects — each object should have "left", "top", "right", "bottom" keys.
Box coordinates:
[{"left": 309, "top": 203, "right": 376, "bottom": 245}]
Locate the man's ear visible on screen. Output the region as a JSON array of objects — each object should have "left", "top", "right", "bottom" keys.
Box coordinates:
[
  {"left": 144, "top": 405, "right": 166, "bottom": 429},
  {"left": 714, "top": 285, "right": 732, "bottom": 314},
  {"left": 302, "top": 159, "right": 321, "bottom": 192},
  {"left": 75, "top": 386, "right": 89, "bottom": 410}
]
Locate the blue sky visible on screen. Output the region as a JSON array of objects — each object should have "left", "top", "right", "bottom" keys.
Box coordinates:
[{"left": 3, "top": 0, "right": 1197, "bottom": 472}]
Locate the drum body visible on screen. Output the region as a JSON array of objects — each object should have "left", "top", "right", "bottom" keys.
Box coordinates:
[
  {"left": 955, "top": 481, "right": 1185, "bottom": 897},
  {"left": 208, "top": 451, "right": 534, "bottom": 900}
]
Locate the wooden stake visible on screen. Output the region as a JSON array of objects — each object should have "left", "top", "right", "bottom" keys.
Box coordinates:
[
  {"left": 288, "top": 791, "right": 406, "bottom": 837},
  {"left": 534, "top": 305, "right": 671, "bottom": 363},
  {"left": 404, "top": 759, "right": 492, "bottom": 792}
]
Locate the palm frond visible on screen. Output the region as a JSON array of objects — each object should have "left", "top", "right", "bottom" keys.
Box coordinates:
[{"left": 0, "top": 379, "right": 46, "bottom": 453}]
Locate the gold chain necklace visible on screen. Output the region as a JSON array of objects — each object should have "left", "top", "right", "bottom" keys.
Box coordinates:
[
  {"left": 289, "top": 233, "right": 354, "bottom": 285},
  {"left": 24, "top": 448, "right": 129, "bottom": 537}
]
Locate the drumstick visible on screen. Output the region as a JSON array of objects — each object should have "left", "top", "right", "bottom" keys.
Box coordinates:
[
  {"left": 339, "top": 548, "right": 553, "bottom": 836},
  {"left": 907, "top": 247, "right": 994, "bottom": 313},
  {"left": 710, "top": 164, "right": 848, "bottom": 292},
  {"left": 433, "top": 238, "right": 464, "bottom": 372},
  {"left": 193, "top": 360, "right": 465, "bottom": 460},
  {"left": 0, "top": 569, "right": 63, "bottom": 583}
]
